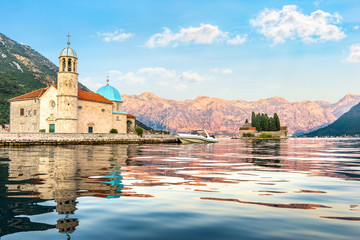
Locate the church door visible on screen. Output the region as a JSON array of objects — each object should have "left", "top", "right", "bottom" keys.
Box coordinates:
[
  {"left": 88, "top": 126, "right": 93, "bottom": 133},
  {"left": 49, "top": 124, "right": 55, "bottom": 133}
]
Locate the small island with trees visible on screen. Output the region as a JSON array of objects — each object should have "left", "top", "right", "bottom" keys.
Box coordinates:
[{"left": 238, "top": 112, "right": 288, "bottom": 139}]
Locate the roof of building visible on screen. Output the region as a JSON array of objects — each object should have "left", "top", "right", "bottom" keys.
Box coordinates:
[
  {"left": 78, "top": 90, "right": 112, "bottom": 104},
  {"left": 60, "top": 47, "right": 77, "bottom": 58},
  {"left": 9, "top": 87, "right": 51, "bottom": 101},
  {"left": 127, "top": 114, "right": 136, "bottom": 118},
  {"left": 96, "top": 84, "right": 123, "bottom": 102},
  {"left": 9, "top": 86, "right": 112, "bottom": 104}
]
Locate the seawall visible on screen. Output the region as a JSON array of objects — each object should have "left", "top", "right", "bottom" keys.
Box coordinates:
[{"left": 0, "top": 133, "right": 178, "bottom": 146}]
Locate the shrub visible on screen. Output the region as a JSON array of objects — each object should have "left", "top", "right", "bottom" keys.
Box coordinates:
[
  {"left": 259, "top": 133, "right": 272, "bottom": 138},
  {"left": 39, "top": 129, "right": 46, "bottom": 133},
  {"left": 110, "top": 128, "right": 118, "bottom": 133},
  {"left": 242, "top": 133, "right": 254, "bottom": 137},
  {"left": 135, "top": 126, "right": 143, "bottom": 137}
]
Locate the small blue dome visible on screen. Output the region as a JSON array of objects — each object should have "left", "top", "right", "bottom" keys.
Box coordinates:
[{"left": 96, "top": 85, "right": 123, "bottom": 102}]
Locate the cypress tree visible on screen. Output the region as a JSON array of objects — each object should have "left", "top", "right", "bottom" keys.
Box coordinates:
[
  {"left": 269, "top": 117, "right": 276, "bottom": 131},
  {"left": 274, "top": 113, "right": 280, "bottom": 131},
  {"left": 264, "top": 114, "right": 269, "bottom": 131},
  {"left": 256, "top": 113, "right": 261, "bottom": 131},
  {"left": 251, "top": 112, "right": 255, "bottom": 127},
  {"left": 260, "top": 114, "right": 265, "bottom": 131},
  {"left": 245, "top": 119, "right": 248, "bottom": 124}
]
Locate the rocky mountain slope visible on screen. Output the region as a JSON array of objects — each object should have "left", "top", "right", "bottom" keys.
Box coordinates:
[
  {"left": 122, "top": 92, "right": 360, "bottom": 136},
  {"left": 0, "top": 33, "right": 89, "bottom": 125},
  {"left": 303, "top": 101, "right": 360, "bottom": 137}
]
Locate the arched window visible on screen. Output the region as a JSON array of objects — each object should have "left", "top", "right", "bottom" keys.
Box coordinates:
[
  {"left": 62, "top": 59, "right": 66, "bottom": 72},
  {"left": 68, "top": 59, "right": 72, "bottom": 72}
]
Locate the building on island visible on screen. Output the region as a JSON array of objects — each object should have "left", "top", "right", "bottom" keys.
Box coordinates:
[
  {"left": 238, "top": 122, "right": 288, "bottom": 139},
  {"left": 8, "top": 40, "right": 135, "bottom": 133}
]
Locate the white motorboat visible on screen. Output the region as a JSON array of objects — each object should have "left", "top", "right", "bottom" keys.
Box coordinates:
[{"left": 176, "top": 129, "right": 218, "bottom": 144}]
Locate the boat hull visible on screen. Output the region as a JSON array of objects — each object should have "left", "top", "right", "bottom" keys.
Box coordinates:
[{"left": 176, "top": 134, "right": 219, "bottom": 144}]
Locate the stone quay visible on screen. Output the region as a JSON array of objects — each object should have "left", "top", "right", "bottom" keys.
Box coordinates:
[{"left": 0, "top": 133, "right": 178, "bottom": 146}]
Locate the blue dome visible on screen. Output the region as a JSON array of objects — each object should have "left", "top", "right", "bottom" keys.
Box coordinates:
[{"left": 96, "top": 85, "right": 123, "bottom": 102}]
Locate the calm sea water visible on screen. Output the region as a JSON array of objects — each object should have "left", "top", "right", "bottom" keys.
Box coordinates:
[{"left": 0, "top": 138, "right": 360, "bottom": 240}]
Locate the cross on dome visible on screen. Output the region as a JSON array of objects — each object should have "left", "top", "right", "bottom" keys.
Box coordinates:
[{"left": 66, "top": 33, "right": 71, "bottom": 46}]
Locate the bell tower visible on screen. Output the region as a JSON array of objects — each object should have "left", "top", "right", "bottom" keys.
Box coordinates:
[{"left": 56, "top": 34, "right": 78, "bottom": 133}]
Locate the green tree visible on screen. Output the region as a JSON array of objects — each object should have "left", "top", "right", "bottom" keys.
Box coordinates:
[
  {"left": 256, "top": 113, "right": 261, "bottom": 131},
  {"left": 269, "top": 117, "right": 276, "bottom": 131},
  {"left": 264, "top": 114, "right": 269, "bottom": 131},
  {"left": 135, "top": 126, "right": 143, "bottom": 137},
  {"left": 245, "top": 119, "right": 248, "bottom": 124},
  {"left": 251, "top": 112, "right": 255, "bottom": 127},
  {"left": 274, "top": 113, "right": 280, "bottom": 131}
]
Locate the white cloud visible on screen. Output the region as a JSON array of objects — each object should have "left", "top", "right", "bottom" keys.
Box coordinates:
[
  {"left": 354, "top": 26, "right": 359, "bottom": 30},
  {"left": 210, "top": 68, "right": 233, "bottom": 74},
  {"left": 345, "top": 43, "right": 360, "bottom": 62},
  {"left": 109, "top": 70, "right": 145, "bottom": 84},
  {"left": 226, "top": 34, "right": 247, "bottom": 45},
  {"left": 250, "top": 5, "right": 346, "bottom": 45},
  {"left": 174, "top": 84, "right": 188, "bottom": 90},
  {"left": 137, "top": 67, "right": 176, "bottom": 78},
  {"left": 97, "top": 30, "right": 133, "bottom": 42},
  {"left": 145, "top": 23, "right": 246, "bottom": 48},
  {"left": 156, "top": 81, "right": 170, "bottom": 86},
  {"left": 177, "top": 71, "right": 205, "bottom": 83}
]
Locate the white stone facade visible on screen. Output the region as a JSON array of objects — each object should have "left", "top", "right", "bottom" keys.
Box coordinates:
[{"left": 9, "top": 43, "right": 135, "bottom": 134}]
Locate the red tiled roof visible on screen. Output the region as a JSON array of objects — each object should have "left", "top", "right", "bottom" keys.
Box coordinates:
[
  {"left": 9, "top": 86, "right": 112, "bottom": 104},
  {"left": 9, "top": 87, "right": 51, "bottom": 101},
  {"left": 127, "top": 114, "right": 136, "bottom": 118},
  {"left": 78, "top": 90, "right": 112, "bottom": 104}
]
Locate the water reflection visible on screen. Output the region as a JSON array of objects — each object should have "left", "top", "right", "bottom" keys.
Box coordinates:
[
  {"left": 0, "top": 145, "right": 134, "bottom": 238},
  {"left": 0, "top": 139, "right": 360, "bottom": 239}
]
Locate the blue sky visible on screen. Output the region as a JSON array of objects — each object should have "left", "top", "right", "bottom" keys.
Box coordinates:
[{"left": 1, "top": 0, "right": 359, "bottom": 102}]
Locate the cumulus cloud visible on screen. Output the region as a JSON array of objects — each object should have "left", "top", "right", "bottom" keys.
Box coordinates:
[
  {"left": 174, "top": 84, "right": 188, "bottom": 90},
  {"left": 354, "top": 26, "right": 359, "bottom": 30},
  {"left": 145, "top": 24, "right": 246, "bottom": 48},
  {"left": 210, "top": 68, "right": 233, "bottom": 74},
  {"left": 250, "top": 5, "right": 346, "bottom": 45},
  {"left": 109, "top": 70, "right": 145, "bottom": 84},
  {"left": 97, "top": 30, "right": 133, "bottom": 42},
  {"left": 226, "top": 34, "right": 247, "bottom": 45},
  {"left": 177, "top": 71, "right": 205, "bottom": 83},
  {"left": 137, "top": 67, "right": 176, "bottom": 78},
  {"left": 345, "top": 43, "right": 360, "bottom": 62}
]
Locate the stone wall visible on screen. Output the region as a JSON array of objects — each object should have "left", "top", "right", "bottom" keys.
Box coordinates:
[
  {"left": 238, "top": 129, "right": 288, "bottom": 139},
  {"left": 0, "top": 133, "right": 178, "bottom": 146},
  {"left": 10, "top": 99, "right": 40, "bottom": 133},
  {"left": 39, "top": 86, "right": 57, "bottom": 132},
  {"left": 77, "top": 99, "right": 113, "bottom": 133}
]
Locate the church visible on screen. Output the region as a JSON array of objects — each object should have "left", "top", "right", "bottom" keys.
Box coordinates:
[{"left": 9, "top": 40, "right": 135, "bottom": 134}]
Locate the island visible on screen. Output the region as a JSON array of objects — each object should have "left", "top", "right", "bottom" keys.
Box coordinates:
[{"left": 238, "top": 112, "right": 288, "bottom": 139}]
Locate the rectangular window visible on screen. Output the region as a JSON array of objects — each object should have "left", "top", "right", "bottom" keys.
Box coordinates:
[
  {"left": 117, "top": 104, "right": 119, "bottom": 111},
  {"left": 34, "top": 109, "right": 37, "bottom": 115},
  {"left": 27, "top": 110, "right": 31, "bottom": 116},
  {"left": 20, "top": 108, "right": 24, "bottom": 116},
  {"left": 49, "top": 124, "right": 55, "bottom": 133},
  {"left": 88, "top": 126, "right": 93, "bottom": 133},
  {"left": 20, "top": 124, "right": 24, "bottom": 131}
]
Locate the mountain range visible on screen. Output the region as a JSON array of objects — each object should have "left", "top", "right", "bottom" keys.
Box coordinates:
[
  {"left": 1, "top": 32, "right": 359, "bottom": 136},
  {"left": 122, "top": 92, "right": 360, "bottom": 136},
  {"left": 303, "top": 101, "right": 360, "bottom": 137}
]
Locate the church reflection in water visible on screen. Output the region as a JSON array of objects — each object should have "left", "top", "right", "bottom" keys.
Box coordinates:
[{"left": 0, "top": 144, "right": 136, "bottom": 238}]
